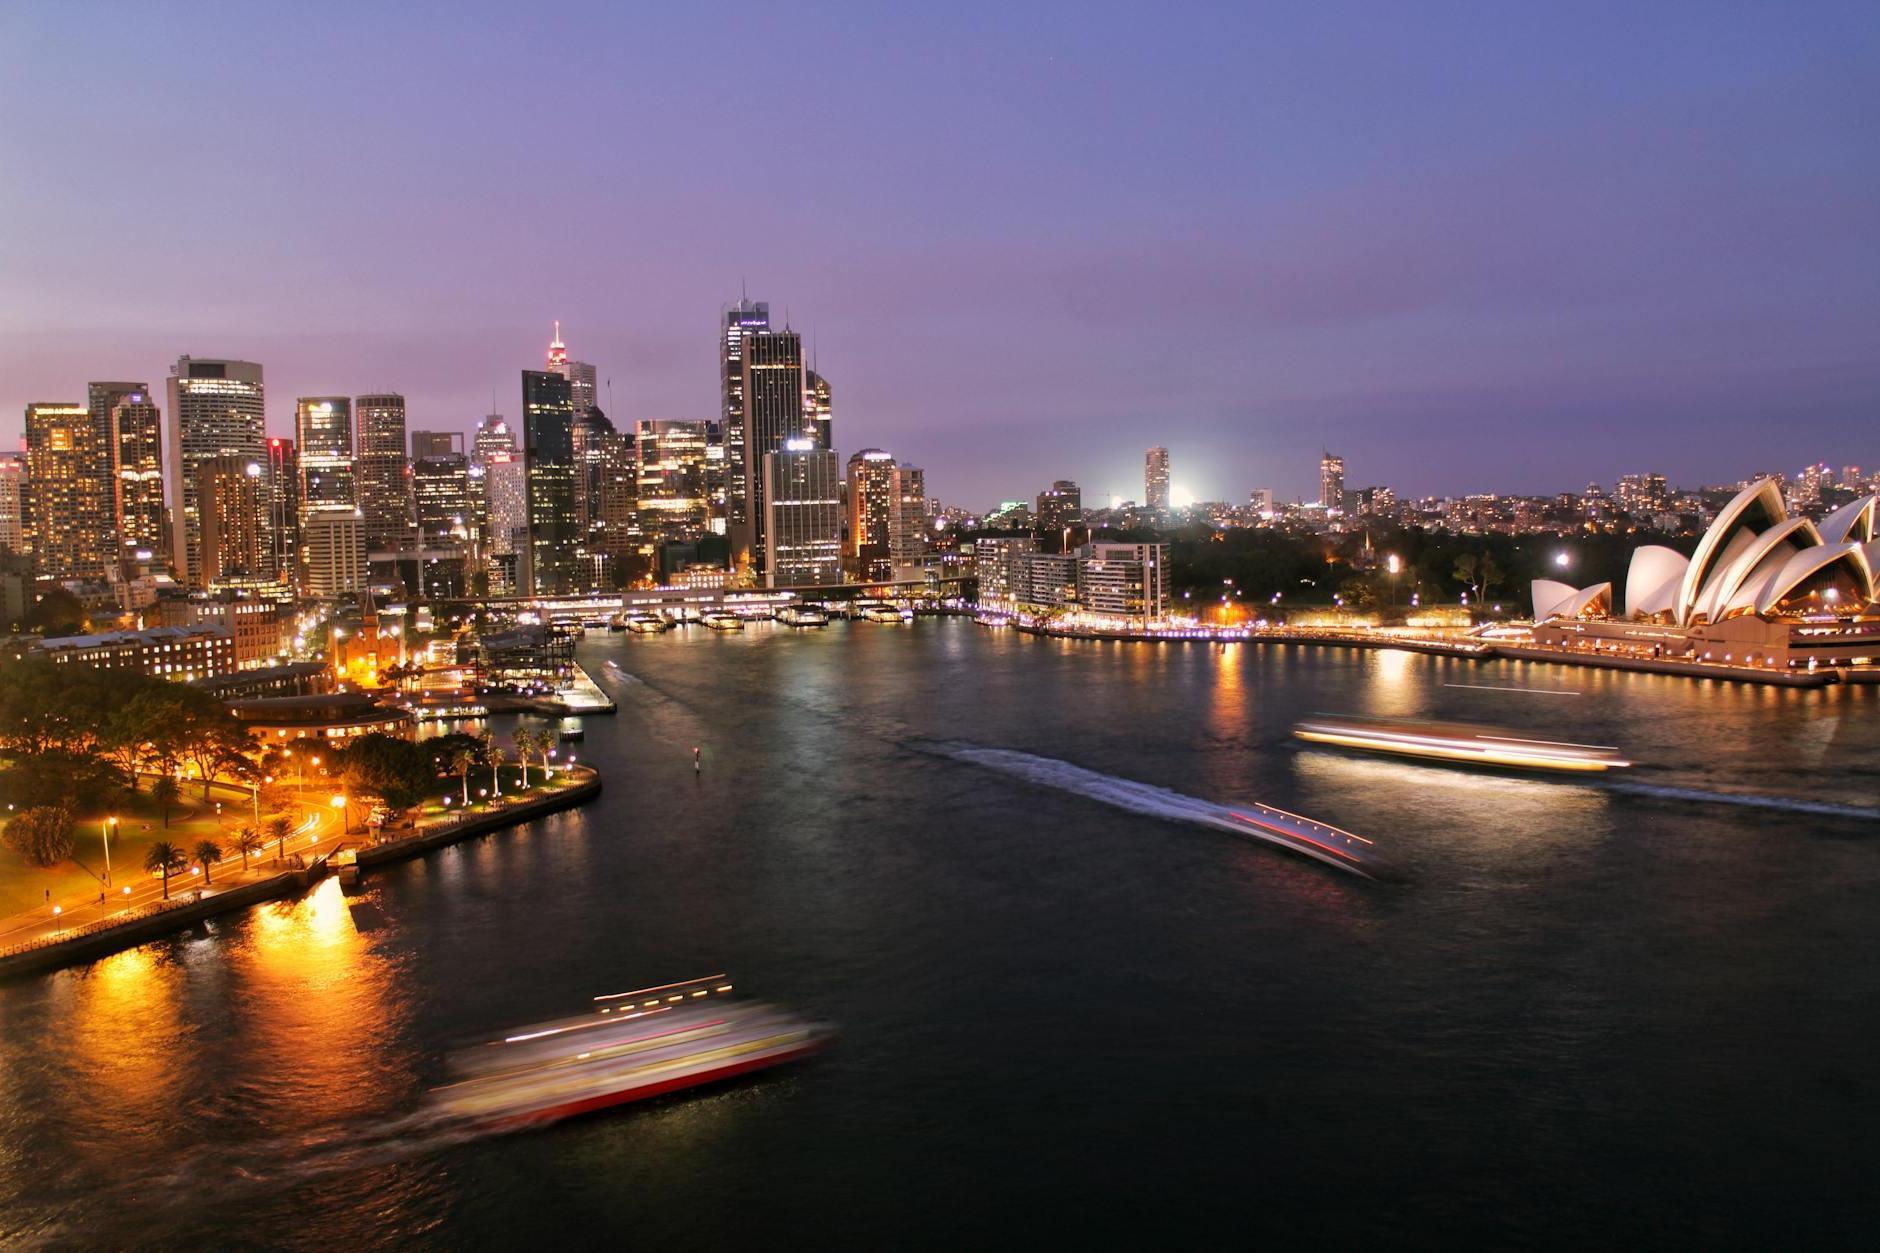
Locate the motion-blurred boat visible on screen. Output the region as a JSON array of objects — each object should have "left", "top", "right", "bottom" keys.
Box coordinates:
[
  {"left": 1293, "top": 715, "right": 1631, "bottom": 773},
  {"left": 425, "top": 978, "right": 832, "bottom": 1133}
]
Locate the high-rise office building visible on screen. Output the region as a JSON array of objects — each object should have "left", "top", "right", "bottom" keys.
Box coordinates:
[
  {"left": 889, "top": 463, "right": 927, "bottom": 576},
  {"left": 25, "top": 403, "right": 113, "bottom": 580},
  {"left": 413, "top": 452, "right": 471, "bottom": 548},
  {"left": 1145, "top": 446, "right": 1170, "bottom": 513},
  {"left": 846, "top": 449, "right": 897, "bottom": 580},
  {"left": 520, "top": 370, "right": 577, "bottom": 595},
  {"left": 595, "top": 426, "right": 638, "bottom": 569},
  {"left": 356, "top": 393, "right": 413, "bottom": 552},
  {"left": 1036, "top": 480, "right": 1082, "bottom": 549},
  {"left": 166, "top": 357, "right": 266, "bottom": 588},
  {"left": 86, "top": 381, "right": 146, "bottom": 558},
  {"left": 266, "top": 438, "right": 299, "bottom": 582},
  {"left": 545, "top": 322, "right": 599, "bottom": 419},
  {"left": 473, "top": 413, "right": 515, "bottom": 464},
  {"left": 409, "top": 430, "right": 462, "bottom": 459},
  {"left": 106, "top": 388, "right": 166, "bottom": 565},
  {"left": 720, "top": 299, "right": 771, "bottom": 554},
  {"left": 636, "top": 420, "right": 714, "bottom": 546},
  {"left": 485, "top": 452, "right": 527, "bottom": 557},
  {"left": 295, "top": 396, "right": 356, "bottom": 518},
  {"left": 195, "top": 454, "right": 269, "bottom": 585},
  {"left": 762, "top": 441, "right": 842, "bottom": 588},
  {"left": 728, "top": 313, "right": 812, "bottom": 576},
  {"left": 571, "top": 406, "right": 615, "bottom": 560},
  {"left": 300, "top": 510, "right": 367, "bottom": 598},
  {"left": 0, "top": 455, "right": 25, "bottom": 555},
  {"left": 805, "top": 369, "right": 833, "bottom": 450},
  {"left": 1319, "top": 452, "right": 1345, "bottom": 511}
]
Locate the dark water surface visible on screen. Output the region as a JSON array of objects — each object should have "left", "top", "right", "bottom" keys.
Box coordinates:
[{"left": 3, "top": 621, "right": 1877, "bottom": 1248}]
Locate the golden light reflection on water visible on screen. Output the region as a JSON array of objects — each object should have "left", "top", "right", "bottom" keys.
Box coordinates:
[
  {"left": 1210, "top": 645, "right": 1246, "bottom": 737},
  {"left": 228, "top": 878, "right": 408, "bottom": 1123},
  {"left": 1366, "top": 648, "right": 1419, "bottom": 718},
  {"left": 50, "top": 944, "right": 188, "bottom": 1146}
]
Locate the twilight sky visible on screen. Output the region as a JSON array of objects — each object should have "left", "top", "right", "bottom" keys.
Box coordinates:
[{"left": 2, "top": 1, "right": 1876, "bottom": 508}]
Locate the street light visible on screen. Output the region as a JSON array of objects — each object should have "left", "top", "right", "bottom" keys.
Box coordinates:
[
  {"left": 100, "top": 816, "right": 117, "bottom": 887},
  {"left": 331, "top": 794, "right": 347, "bottom": 835},
  {"left": 1387, "top": 554, "right": 1402, "bottom": 606},
  {"left": 1554, "top": 550, "right": 1572, "bottom": 569}
]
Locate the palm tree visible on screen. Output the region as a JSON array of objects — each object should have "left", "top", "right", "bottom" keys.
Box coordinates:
[
  {"left": 151, "top": 774, "right": 180, "bottom": 828},
  {"left": 145, "top": 841, "right": 186, "bottom": 899},
  {"left": 512, "top": 729, "right": 535, "bottom": 787},
  {"left": 489, "top": 746, "right": 508, "bottom": 796},
  {"left": 193, "top": 839, "right": 224, "bottom": 886},
  {"left": 450, "top": 748, "right": 475, "bottom": 807},
  {"left": 233, "top": 826, "right": 263, "bottom": 871},
  {"left": 266, "top": 814, "right": 293, "bottom": 865}
]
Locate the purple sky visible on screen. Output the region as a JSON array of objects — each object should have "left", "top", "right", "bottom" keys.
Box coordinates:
[{"left": 3, "top": 1, "right": 1876, "bottom": 507}]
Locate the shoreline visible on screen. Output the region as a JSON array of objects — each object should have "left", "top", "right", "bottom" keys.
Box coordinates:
[
  {"left": 1009, "top": 622, "right": 1851, "bottom": 687},
  {"left": 0, "top": 768, "right": 603, "bottom": 982}
]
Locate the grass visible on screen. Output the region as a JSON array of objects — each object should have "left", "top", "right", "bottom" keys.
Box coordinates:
[{"left": 0, "top": 781, "right": 289, "bottom": 918}]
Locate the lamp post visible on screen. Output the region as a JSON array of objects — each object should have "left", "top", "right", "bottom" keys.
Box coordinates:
[
  {"left": 1387, "top": 554, "right": 1401, "bottom": 607},
  {"left": 100, "top": 816, "right": 117, "bottom": 887},
  {"left": 331, "top": 794, "right": 348, "bottom": 836}
]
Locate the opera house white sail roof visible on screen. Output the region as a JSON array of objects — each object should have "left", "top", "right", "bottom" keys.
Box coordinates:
[{"left": 1533, "top": 479, "right": 1878, "bottom": 626}]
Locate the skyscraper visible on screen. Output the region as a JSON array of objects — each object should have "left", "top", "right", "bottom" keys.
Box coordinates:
[
  {"left": 889, "top": 463, "right": 927, "bottom": 576},
  {"left": 805, "top": 368, "right": 833, "bottom": 450},
  {"left": 166, "top": 357, "right": 265, "bottom": 588},
  {"left": 473, "top": 413, "right": 515, "bottom": 464},
  {"left": 266, "top": 438, "right": 299, "bottom": 583},
  {"left": 295, "top": 396, "right": 357, "bottom": 518},
  {"left": 195, "top": 454, "right": 269, "bottom": 585},
  {"left": 0, "top": 455, "right": 25, "bottom": 555},
  {"left": 727, "top": 313, "right": 812, "bottom": 576},
  {"left": 720, "top": 299, "right": 771, "bottom": 556},
  {"left": 1145, "top": 446, "right": 1170, "bottom": 513},
  {"left": 521, "top": 369, "right": 577, "bottom": 595},
  {"left": 24, "top": 403, "right": 112, "bottom": 580},
  {"left": 846, "top": 449, "right": 897, "bottom": 581},
  {"left": 1319, "top": 452, "right": 1345, "bottom": 511},
  {"left": 636, "top": 420, "right": 714, "bottom": 547},
  {"left": 106, "top": 388, "right": 166, "bottom": 565},
  {"left": 762, "top": 440, "right": 842, "bottom": 587},
  {"left": 571, "top": 406, "right": 615, "bottom": 567},
  {"left": 87, "top": 381, "right": 146, "bottom": 558},
  {"left": 300, "top": 510, "right": 367, "bottom": 598},
  {"left": 356, "top": 394, "right": 414, "bottom": 552},
  {"left": 413, "top": 452, "right": 471, "bottom": 548}
]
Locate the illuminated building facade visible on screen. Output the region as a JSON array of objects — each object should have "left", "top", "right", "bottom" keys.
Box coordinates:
[
  {"left": 1145, "top": 446, "right": 1170, "bottom": 513},
  {"left": 636, "top": 420, "right": 713, "bottom": 546},
  {"left": 195, "top": 454, "right": 269, "bottom": 584},
  {"left": 355, "top": 393, "right": 413, "bottom": 552},
  {"left": 972, "top": 536, "right": 1037, "bottom": 611},
  {"left": 0, "top": 455, "right": 24, "bottom": 555},
  {"left": 1035, "top": 480, "right": 1082, "bottom": 549},
  {"left": 720, "top": 299, "right": 770, "bottom": 555},
  {"left": 103, "top": 387, "right": 166, "bottom": 566},
  {"left": 167, "top": 357, "right": 266, "bottom": 588},
  {"left": 846, "top": 449, "right": 896, "bottom": 580},
  {"left": 34, "top": 623, "right": 235, "bottom": 681},
  {"left": 86, "top": 381, "right": 145, "bottom": 559},
  {"left": 521, "top": 369, "right": 577, "bottom": 595},
  {"left": 889, "top": 463, "right": 927, "bottom": 577},
  {"left": 24, "top": 402, "right": 113, "bottom": 580},
  {"left": 301, "top": 510, "right": 367, "bottom": 599},
  {"left": 413, "top": 452, "right": 471, "bottom": 548},
  {"left": 1078, "top": 542, "right": 1168, "bottom": 619},
  {"left": 295, "top": 396, "right": 356, "bottom": 519},
  {"left": 805, "top": 369, "right": 832, "bottom": 451},
  {"left": 762, "top": 440, "right": 842, "bottom": 587},
  {"left": 1320, "top": 451, "right": 1345, "bottom": 511},
  {"left": 735, "top": 320, "right": 811, "bottom": 577},
  {"left": 265, "top": 438, "right": 299, "bottom": 584}
]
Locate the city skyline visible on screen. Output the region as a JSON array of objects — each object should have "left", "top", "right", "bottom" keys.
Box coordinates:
[{"left": 4, "top": 4, "right": 1876, "bottom": 503}]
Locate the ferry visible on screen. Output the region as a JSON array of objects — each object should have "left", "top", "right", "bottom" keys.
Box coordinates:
[
  {"left": 425, "top": 978, "right": 833, "bottom": 1133},
  {"left": 1293, "top": 715, "right": 1632, "bottom": 773},
  {"left": 861, "top": 604, "right": 912, "bottom": 623},
  {"left": 702, "top": 612, "right": 744, "bottom": 631},
  {"left": 777, "top": 605, "right": 830, "bottom": 628},
  {"left": 626, "top": 613, "right": 670, "bottom": 634}
]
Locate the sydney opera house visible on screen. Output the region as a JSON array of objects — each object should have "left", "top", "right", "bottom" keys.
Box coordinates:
[{"left": 1529, "top": 479, "right": 1880, "bottom": 670}]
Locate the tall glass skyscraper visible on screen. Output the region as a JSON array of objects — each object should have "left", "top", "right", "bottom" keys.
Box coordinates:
[
  {"left": 521, "top": 369, "right": 577, "bottom": 596},
  {"left": 295, "top": 396, "right": 356, "bottom": 519},
  {"left": 356, "top": 393, "right": 413, "bottom": 552},
  {"left": 166, "top": 357, "right": 265, "bottom": 588},
  {"left": 24, "top": 403, "right": 112, "bottom": 580}
]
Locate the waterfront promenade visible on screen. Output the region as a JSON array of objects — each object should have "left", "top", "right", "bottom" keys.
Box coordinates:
[{"left": 0, "top": 766, "right": 600, "bottom": 979}]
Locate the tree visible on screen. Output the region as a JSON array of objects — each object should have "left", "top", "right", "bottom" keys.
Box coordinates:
[
  {"left": 151, "top": 774, "right": 180, "bottom": 828},
  {"left": 512, "top": 729, "right": 536, "bottom": 787},
  {"left": 450, "top": 748, "right": 475, "bottom": 807},
  {"left": 23, "top": 587, "right": 86, "bottom": 636},
  {"left": 266, "top": 814, "right": 293, "bottom": 865},
  {"left": 3, "top": 805, "right": 75, "bottom": 868},
  {"left": 330, "top": 733, "right": 437, "bottom": 811},
  {"left": 233, "top": 826, "right": 262, "bottom": 872},
  {"left": 145, "top": 841, "right": 186, "bottom": 899},
  {"left": 489, "top": 746, "right": 507, "bottom": 796},
  {"left": 192, "top": 839, "right": 223, "bottom": 886}
]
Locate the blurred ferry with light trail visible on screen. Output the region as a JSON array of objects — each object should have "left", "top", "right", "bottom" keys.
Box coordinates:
[
  {"left": 1294, "top": 715, "right": 1632, "bottom": 774},
  {"left": 426, "top": 978, "right": 833, "bottom": 1133}
]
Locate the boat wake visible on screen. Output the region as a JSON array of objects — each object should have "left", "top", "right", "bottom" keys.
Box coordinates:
[
  {"left": 921, "top": 741, "right": 1401, "bottom": 880},
  {"left": 1607, "top": 781, "right": 1880, "bottom": 822}
]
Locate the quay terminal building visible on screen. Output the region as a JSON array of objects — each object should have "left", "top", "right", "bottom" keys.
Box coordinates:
[{"left": 1529, "top": 480, "right": 1880, "bottom": 671}]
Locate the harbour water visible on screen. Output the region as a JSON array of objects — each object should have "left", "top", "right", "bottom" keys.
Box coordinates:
[{"left": 2, "top": 620, "right": 1877, "bottom": 1247}]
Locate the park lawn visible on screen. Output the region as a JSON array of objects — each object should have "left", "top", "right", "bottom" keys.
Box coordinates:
[{"left": 0, "top": 781, "right": 281, "bottom": 917}]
